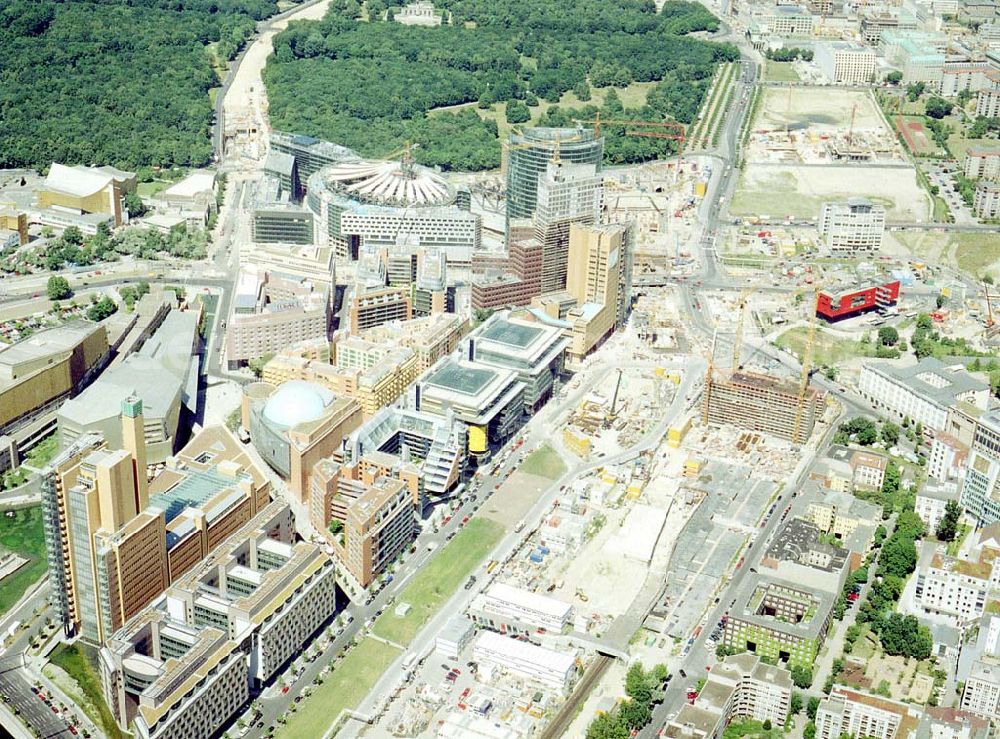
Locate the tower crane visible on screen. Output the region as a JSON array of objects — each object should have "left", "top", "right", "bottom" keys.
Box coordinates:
[
  {"left": 792, "top": 290, "right": 820, "bottom": 445},
  {"left": 576, "top": 112, "right": 687, "bottom": 169},
  {"left": 732, "top": 285, "right": 760, "bottom": 370}
]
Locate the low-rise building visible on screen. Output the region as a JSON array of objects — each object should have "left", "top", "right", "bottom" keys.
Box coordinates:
[
  {"left": 472, "top": 630, "right": 576, "bottom": 691},
  {"left": 816, "top": 686, "right": 917, "bottom": 739},
  {"left": 436, "top": 615, "right": 475, "bottom": 660},
  {"left": 850, "top": 450, "right": 888, "bottom": 492},
  {"left": 469, "top": 582, "right": 573, "bottom": 635},
  {"left": 916, "top": 482, "right": 961, "bottom": 533}
]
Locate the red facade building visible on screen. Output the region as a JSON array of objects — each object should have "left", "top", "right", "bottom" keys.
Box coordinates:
[{"left": 816, "top": 280, "right": 900, "bottom": 321}]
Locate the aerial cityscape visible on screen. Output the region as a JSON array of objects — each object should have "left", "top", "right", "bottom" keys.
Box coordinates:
[{"left": 5, "top": 0, "right": 1000, "bottom": 737}]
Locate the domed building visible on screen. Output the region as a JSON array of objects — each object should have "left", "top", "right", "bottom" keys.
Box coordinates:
[
  {"left": 243, "top": 380, "right": 362, "bottom": 502},
  {"left": 306, "top": 152, "right": 480, "bottom": 264}
]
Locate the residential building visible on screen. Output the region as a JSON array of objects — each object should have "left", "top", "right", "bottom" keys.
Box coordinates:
[
  {"left": 225, "top": 268, "right": 329, "bottom": 368},
  {"left": 0, "top": 322, "right": 110, "bottom": 442},
  {"left": 816, "top": 43, "right": 878, "bottom": 84},
  {"left": 928, "top": 431, "right": 969, "bottom": 482},
  {"left": 665, "top": 654, "right": 792, "bottom": 739},
  {"left": 801, "top": 485, "right": 881, "bottom": 565},
  {"left": 964, "top": 147, "right": 1000, "bottom": 180},
  {"left": 916, "top": 482, "right": 961, "bottom": 533},
  {"left": 470, "top": 237, "right": 544, "bottom": 310},
  {"left": 916, "top": 707, "right": 990, "bottom": 739},
  {"left": 472, "top": 631, "right": 576, "bottom": 691},
  {"left": 100, "top": 503, "right": 338, "bottom": 739},
  {"left": 914, "top": 540, "right": 993, "bottom": 624},
  {"left": 468, "top": 312, "right": 568, "bottom": 412},
  {"left": 857, "top": 358, "right": 989, "bottom": 435},
  {"left": 342, "top": 405, "right": 466, "bottom": 499},
  {"left": 469, "top": 582, "right": 573, "bottom": 635},
  {"left": 59, "top": 310, "right": 200, "bottom": 464},
  {"left": 340, "top": 476, "right": 416, "bottom": 588},
  {"left": 977, "top": 89, "right": 1000, "bottom": 118},
  {"left": 348, "top": 287, "right": 412, "bottom": 332},
  {"left": 762, "top": 517, "right": 851, "bottom": 593},
  {"left": 961, "top": 411, "right": 1000, "bottom": 524},
  {"left": 703, "top": 371, "right": 826, "bottom": 445},
  {"left": 974, "top": 180, "right": 1000, "bottom": 219},
  {"left": 816, "top": 686, "right": 917, "bottom": 739},
  {"left": 37, "top": 163, "right": 136, "bottom": 228},
  {"left": 818, "top": 199, "right": 886, "bottom": 253},
  {"left": 850, "top": 450, "right": 888, "bottom": 491},
  {"left": 243, "top": 380, "right": 362, "bottom": 503},
  {"left": 505, "top": 127, "right": 603, "bottom": 229},
  {"left": 352, "top": 313, "right": 467, "bottom": 371},
  {"left": 722, "top": 572, "right": 836, "bottom": 669}
]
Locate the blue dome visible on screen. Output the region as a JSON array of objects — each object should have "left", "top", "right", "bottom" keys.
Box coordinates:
[{"left": 262, "top": 381, "right": 333, "bottom": 429}]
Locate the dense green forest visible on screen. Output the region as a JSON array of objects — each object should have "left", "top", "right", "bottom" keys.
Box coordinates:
[
  {"left": 0, "top": 0, "right": 277, "bottom": 169},
  {"left": 264, "top": 0, "right": 737, "bottom": 170}
]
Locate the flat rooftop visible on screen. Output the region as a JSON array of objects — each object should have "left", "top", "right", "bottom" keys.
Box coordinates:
[
  {"left": 425, "top": 360, "right": 496, "bottom": 397},
  {"left": 479, "top": 318, "right": 543, "bottom": 349}
]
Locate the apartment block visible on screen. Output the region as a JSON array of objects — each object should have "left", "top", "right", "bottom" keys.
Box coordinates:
[
  {"left": 816, "top": 687, "right": 916, "bottom": 739},
  {"left": 978, "top": 89, "right": 1000, "bottom": 118},
  {"left": 665, "top": 654, "right": 792, "bottom": 739},
  {"left": 965, "top": 147, "right": 1000, "bottom": 180},
  {"left": 100, "top": 503, "right": 338, "bottom": 739},
  {"left": 353, "top": 313, "right": 468, "bottom": 371},
  {"left": 341, "top": 476, "right": 416, "bottom": 588},
  {"left": 916, "top": 482, "right": 960, "bottom": 533},
  {"left": 914, "top": 540, "right": 993, "bottom": 624},
  {"left": 850, "top": 450, "right": 888, "bottom": 491},
  {"left": 704, "top": 371, "right": 826, "bottom": 445},
  {"left": 818, "top": 199, "right": 885, "bottom": 253},
  {"left": 858, "top": 358, "right": 988, "bottom": 435},
  {"left": 348, "top": 287, "right": 413, "bottom": 332},
  {"left": 961, "top": 411, "right": 1000, "bottom": 524},
  {"left": 928, "top": 431, "right": 969, "bottom": 481},
  {"left": 975, "top": 180, "right": 1000, "bottom": 219}
]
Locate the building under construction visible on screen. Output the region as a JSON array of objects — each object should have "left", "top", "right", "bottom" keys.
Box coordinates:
[{"left": 703, "top": 371, "right": 826, "bottom": 445}]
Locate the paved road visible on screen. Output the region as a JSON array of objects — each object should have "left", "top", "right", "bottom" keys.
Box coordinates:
[{"left": 0, "top": 654, "right": 74, "bottom": 739}]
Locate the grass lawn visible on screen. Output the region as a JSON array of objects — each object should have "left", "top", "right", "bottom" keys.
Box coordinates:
[
  {"left": 932, "top": 195, "right": 952, "bottom": 223},
  {"left": 774, "top": 326, "right": 874, "bottom": 367},
  {"left": 136, "top": 180, "right": 171, "bottom": 199},
  {"left": 518, "top": 443, "right": 566, "bottom": 480},
  {"left": 947, "top": 523, "right": 972, "bottom": 557},
  {"left": 372, "top": 518, "right": 504, "bottom": 646},
  {"left": 49, "top": 642, "right": 125, "bottom": 739},
  {"left": 763, "top": 60, "right": 800, "bottom": 82},
  {"left": 277, "top": 637, "right": 401, "bottom": 738},
  {"left": 0, "top": 506, "right": 47, "bottom": 617},
  {"left": 24, "top": 433, "right": 59, "bottom": 468}
]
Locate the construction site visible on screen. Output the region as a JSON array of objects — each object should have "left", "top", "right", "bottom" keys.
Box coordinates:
[{"left": 732, "top": 86, "right": 931, "bottom": 221}]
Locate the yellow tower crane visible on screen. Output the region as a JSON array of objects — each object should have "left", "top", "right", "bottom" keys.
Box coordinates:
[{"left": 792, "top": 290, "right": 820, "bottom": 445}]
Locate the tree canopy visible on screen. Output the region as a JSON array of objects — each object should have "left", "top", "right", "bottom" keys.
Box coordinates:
[
  {"left": 0, "top": 0, "right": 275, "bottom": 169},
  {"left": 264, "top": 0, "right": 737, "bottom": 170}
]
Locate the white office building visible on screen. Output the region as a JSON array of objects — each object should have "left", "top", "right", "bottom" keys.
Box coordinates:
[
  {"left": 816, "top": 43, "right": 878, "bottom": 85},
  {"left": 469, "top": 582, "right": 572, "bottom": 635},
  {"left": 818, "top": 199, "right": 886, "bottom": 253},
  {"left": 857, "top": 358, "right": 989, "bottom": 435},
  {"left": 472, "top": 631, "right": 576, "bottom": 691}
]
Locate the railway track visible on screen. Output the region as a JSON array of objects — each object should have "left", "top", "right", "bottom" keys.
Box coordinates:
[{"left": 540, "top": 654, "right": 613, "bottom": 739}]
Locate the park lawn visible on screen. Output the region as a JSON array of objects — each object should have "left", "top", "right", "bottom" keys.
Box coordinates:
[
  {"left": 49, "top": 642, "right": 126, "bottom": 739},
  {"left": 764, "top": 60, "right": 800, "bottom": 82},
  {"left": 0, "top": 506, "right": 47, "bottom": 616},
  {"left": 372, "top": 518, "right": 504, "bottom": 646},
  {"left": 518, "top": 443, "right": 567, "bottom": 480},
  {"left": 774, "top": 326, "right": 874, "bottom": 367},
  {"left": 276, "top": 637, "right": 401, "bottom": 739},
  {"left": 136, "top": 181, "right": 171, "bottom": 199}
]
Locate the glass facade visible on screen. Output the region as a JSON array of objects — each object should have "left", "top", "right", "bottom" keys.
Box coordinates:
[{"left": 505, "top": 127, "right": 603, "bottom": 228}]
